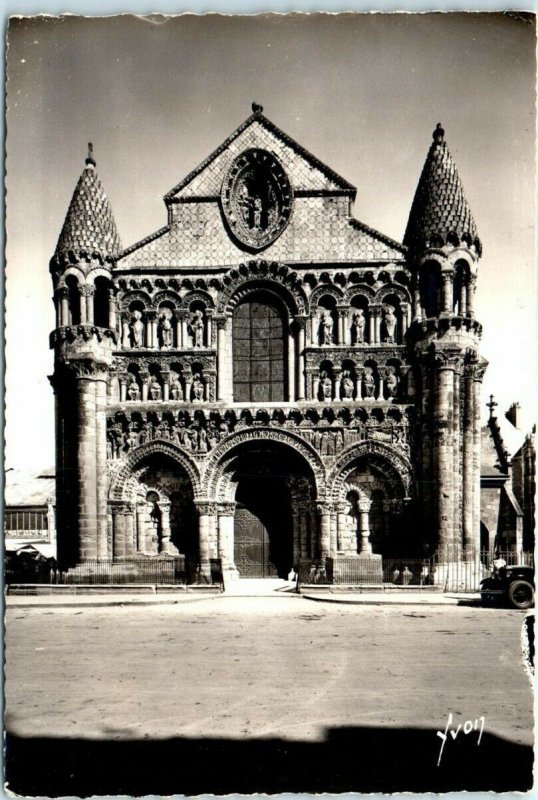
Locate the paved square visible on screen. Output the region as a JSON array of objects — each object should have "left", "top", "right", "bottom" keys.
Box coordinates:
[{"left": 5, "top": 597, "right": 534, "bottom": 794}]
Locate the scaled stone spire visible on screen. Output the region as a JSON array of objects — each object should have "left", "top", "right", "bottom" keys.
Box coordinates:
[
  {"left": 404, "top": 124, "right": 481, "bottom": 256},
  {"left": 53, "top": 144, "right": 121, "bottom": 264}
]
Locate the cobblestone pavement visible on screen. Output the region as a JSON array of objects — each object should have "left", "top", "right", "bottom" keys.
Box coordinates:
[{"left": 5, "top": 598, "right": 534, "bottom": 795}]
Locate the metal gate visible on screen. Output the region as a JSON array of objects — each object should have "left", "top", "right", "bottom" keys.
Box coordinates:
[{"left": 233, "top": 506, "right": 279, "bottom": 577}]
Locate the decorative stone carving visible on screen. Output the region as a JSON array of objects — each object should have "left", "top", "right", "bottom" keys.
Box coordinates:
[
  {"left": 320, "top": 371, "right": 333, "bottom": 401},
  {"left": 221, "top": 149, "right": 293, "bottom": 251},
  {"left": 129, "top": 310, "right": 144, "bottom": 348},
  {"left": 351, "top": 309, "right": 366, "bottom": 344},
  {"left": 127, "top": 377, "right": 140, "bottom": 401},
  {"left": 385, "top": 367, "right": 398, "bottom": 398},
  {"left": 158, "top": 309, "right": 173, "bottom": 349},
  {"left": 362, "top": 367, "right": 375, "bottom": 398},
  {"left": 189, "top": 309, "right": 205, "bottom": 349},
  {"left": 384, "top": 306, "right": 397, "bottom": 343},
  {"left": 149, "top": 377, "right": 162, "bottom": 401},
  {"left": 341, "top": 371, "right": 354, "bottom": 400},
  {"left": 192, "top": 373, "right": 205, "bottom": 402},
  {"left": 320, "top": 311, "right": 334, "bottom": 345}
]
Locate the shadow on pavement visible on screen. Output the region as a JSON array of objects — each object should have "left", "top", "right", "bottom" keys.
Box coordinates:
[{"left": 5, "top": 726, "right": 533, "bottom": 796}]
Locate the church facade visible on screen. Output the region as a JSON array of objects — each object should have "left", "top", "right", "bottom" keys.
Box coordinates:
[{"left": 49, "top": 106, "right": 486, "bottom": 580}]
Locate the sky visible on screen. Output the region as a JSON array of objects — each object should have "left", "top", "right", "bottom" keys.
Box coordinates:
[{"left": 5, "top": 12, "right": 536, "bottom": 470}]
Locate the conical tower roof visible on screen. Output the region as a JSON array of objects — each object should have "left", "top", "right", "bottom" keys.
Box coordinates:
[
  {"left": 53, "top": 144, "right": 121, "bottom": 264},
  {"left": 404, "top": 124, "right": 481, "bottom": 256}
]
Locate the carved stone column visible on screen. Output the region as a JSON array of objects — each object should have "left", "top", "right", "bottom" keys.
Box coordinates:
[
  {"left": 162, "top": 370, "right": 170, "bottom": 402},
  {"left": 58, "top": 287, "right": 69, "bottom": 327},
  {"left": 181, "top": 314, "right": 189, "bottom": 349},
  {"left": 467, "top": 276, "right": 476, "bottom": 318},
  {"left": 292, "top": 504, "right": 302, "bottom": 566},
  {"left": 459, "top": 283, "right": 468, "bottom": 316},
  {"left": 196, "top": 502, "right": 216, "bottom": 576},
  {"left": 317, "top": 503, "right": 332, "bottom": 560},
  {"left": 95, "top": 367, "right": 109, "bottom": 559},
  {"left": 377, "top": 368, "right": 385, "bottom": 402},
  {"left": 433, "top": 351, "right": 461, "bottom": 553},
  {"left": 140, "top": 371, "right": 149, "bottom": 402},
  {"left": 355, "top": 367, "right": 363, "bottom": 400},
  {"left": 333, "top": 369, "right": 342, "bottom": 402},
  {"left": 206, "top": 312, "right": 213, "bottom": 349},
  {"left": 159, "top": 500, "right": 172, "bottom": 554},
  {"left": 119, "top": 375, "right": 128, "bottom": 403},
  {"left": 288, "top": 328, "right": 296, "bottom": 403},
  {"left": 471, "top": 361, "right": 487, "bottom": 553},
  {"left": 336, "top": 504, "right": 347, "bottom": 552},
  {"left": 296, "top": 317, "right": 307, "bottom": 401},
  {"left": 136, "top": 502, "right": 148, "bottom": 553},
  {"left": 217, "top": 503, "right": 238, "bottom": 577},
  {"left": 441, "top": 270, "right": 453, "bottom": 314},
  {"left": 368, "top": 309, "right": 376, "bottom": 343},
  {"left": 357, "top": 496, "right": 373, "bottom": 555},
  {"left": 373, "top": 307, "right": 382, "bottom": 344}
]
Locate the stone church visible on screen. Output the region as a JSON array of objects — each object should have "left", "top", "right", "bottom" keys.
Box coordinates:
[{"left": 49, "top": 105, "right": 486, "bottom": 580}]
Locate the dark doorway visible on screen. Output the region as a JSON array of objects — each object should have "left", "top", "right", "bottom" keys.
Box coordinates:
[
  {"left": 233, "top": 470, "right": 293, "bottom": 579},
  {"left": 233, "top": 296, "right": 287, "bottom": 402}
]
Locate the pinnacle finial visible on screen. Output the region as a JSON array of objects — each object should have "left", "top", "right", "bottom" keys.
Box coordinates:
[
  {"left": 433, "top": 123, "right": 445, "bottom": 142},
  {"left": 487, "top": 394, "right": 498, "bottom": 418},
  {"left": 252, "top": 102, "right": 263, "bottom": 114},
  {"left": 85, "top": 142, "right": 96, "bottom": 167}
]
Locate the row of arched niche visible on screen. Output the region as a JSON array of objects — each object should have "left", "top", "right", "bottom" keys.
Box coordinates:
[{"left": 54, "top": 258, "right": 475, "bottom": 348}]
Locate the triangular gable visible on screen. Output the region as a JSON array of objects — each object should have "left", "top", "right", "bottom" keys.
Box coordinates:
[{"left": 165, "top": 112, "right": 356, "bottom": 200}]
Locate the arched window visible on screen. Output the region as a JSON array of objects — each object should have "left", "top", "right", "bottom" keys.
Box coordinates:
[
  {"left": 65, "top": 275, "right": 81, "bottom": 325},
  {"left": 94, "top": 277, "right": 110, "bottom": 328},
  {"left": 233, "top": 294, "right": 287, "bottom": 402}
]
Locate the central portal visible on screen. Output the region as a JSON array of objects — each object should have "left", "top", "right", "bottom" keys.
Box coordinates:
[{"left": 234, "top": 475, "right": 293, "bottom": 578}]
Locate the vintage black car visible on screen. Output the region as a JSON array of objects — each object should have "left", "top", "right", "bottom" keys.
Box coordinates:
[{"left": 480, "top": 561, "right": 535, "bottom": 609}]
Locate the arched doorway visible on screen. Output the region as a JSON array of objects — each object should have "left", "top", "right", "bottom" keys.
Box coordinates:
[
  {"left": 216, "top": 439, "right": 317, "bottom": 577},
  {"left": 232, "top": 293, "right": 287, "bottom": 402},
  {"left": 130, "top": 454, "right": 198, "bottom": 559}
]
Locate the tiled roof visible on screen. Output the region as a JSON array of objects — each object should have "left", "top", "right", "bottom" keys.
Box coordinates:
[
  {"left": 404, "top": 124, "right": 481, "bottom": 256},
  {"left": 117, "top": 197, "right": 406, "bottom": 269},
  {"left": 54, "top": 156, "right": 121, "bottom": 262},
  {"left": 5, "top": 469, "right": 56, "bottom": 506},
  {"left": 165, "top": 110, "right": 355, "bottom": 200}
]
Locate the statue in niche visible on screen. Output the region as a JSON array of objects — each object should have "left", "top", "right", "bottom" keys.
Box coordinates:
[
  {"left": 192, "top": 373, "right": 204, "bottom": 402},
  {"left": 320, "top": 371, "right": 333, "bottom": 401},
  {"left": 386, "top": 367, "right": 398, "bottom": 398},
  {"left": 384, "top": 306, "right": 397, "bottom": 343},
  {"left": 207, "top": 424, "right": 220, "bottom": 449},
  {"left": 149, "top": 378, "right": 162, "bottom": 401},
  {"left": 320, "top": 310, "right": 334, "bottom": 346},
  {"left": 127, "top": 427, "right": 138, "bottom": 450},
  {"left": 106, "top": 438, "right": 113, "bottom": 459},
  {"left": 127, "top": 377, "right": 140, "bottom": 401},
  {"left": 363, "top": 367, "right": 376, "bottom": 398},
  {"left": 341, "top": 371, "right": 355, "bottom": 400},
  {"left": 159, "top": 309, "right": 173, "bottom": 349},
  {"left": 351, "top": 309, "right": 366, "bottom": 344},
  {"left": 190, "top": 310, "right": 205, "bottom": 348},
  {"left": 129, "top": 310, "right": 144, "bottom": 348},
  {"left": 170, "top": 374, "right": 183, "bottom": 401}
]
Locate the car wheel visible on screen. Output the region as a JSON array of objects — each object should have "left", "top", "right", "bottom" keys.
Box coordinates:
[{"left": 508, "top": 580, "right": 534, "bottom": 610}]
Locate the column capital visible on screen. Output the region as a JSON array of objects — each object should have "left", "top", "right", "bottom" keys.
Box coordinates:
[
  {"left": 79, "top": 284, "right": 95, "bottom": 297},
  {"left": 195, "top": 501, "right": 218, "bottom": 516},
  {"left": 64, "top": 359, "right": 109, "bottom": 380},
  {"left": 217, "top": 502, "right": 236, "bottom": 516},
  {"left": 109, "top": 500, "right": 134, "bottom": 515},
  {"left": 56, "top": 286, "right": 69, "bottom": 299}
]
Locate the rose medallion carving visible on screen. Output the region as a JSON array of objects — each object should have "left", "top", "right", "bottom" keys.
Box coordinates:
[{"left": 221, "top": 149, "right": 293, "bottom": 251}]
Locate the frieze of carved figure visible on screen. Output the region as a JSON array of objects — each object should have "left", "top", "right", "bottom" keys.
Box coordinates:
[
  {"left": 129, "top": 310, "right": 144, "bottom": 348},
  {"left": 158, "top": 309, "right": 173, "bottom": 349}
]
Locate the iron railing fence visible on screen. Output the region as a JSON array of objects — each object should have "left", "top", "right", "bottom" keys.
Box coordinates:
[
  {"left": 298, "top": 550, "right": 534, "bottom": 592},
  {"left": 5, "top": 556, "right": 224, "bottom": 588},
  {"left": 432, "top": 549, "right": 534, "bottom": 592}
]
